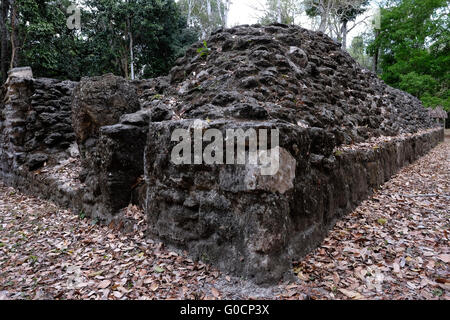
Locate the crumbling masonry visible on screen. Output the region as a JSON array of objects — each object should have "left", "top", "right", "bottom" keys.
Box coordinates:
[{"left": 0, "top": 25, "right": 444, "bottom": 283}]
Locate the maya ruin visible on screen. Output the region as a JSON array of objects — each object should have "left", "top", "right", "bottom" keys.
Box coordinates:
[{"left": 0, "top": 24, "right": 445, "bottom": 285}]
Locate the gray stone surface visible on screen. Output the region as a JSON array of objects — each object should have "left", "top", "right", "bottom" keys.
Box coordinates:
[
  {"left": 0, "top": 76, "right": 77, "bottom": 175},
  {"left": 71, "top": 73, "right": 140, "bottom": 156}
]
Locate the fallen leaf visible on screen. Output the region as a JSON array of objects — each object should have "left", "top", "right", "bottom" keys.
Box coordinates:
[
  {"left": 393, "top": 263, "right": 401, "bottom": 273},
  {"left": 153, "top": 266, "right": 164, "bottom": 273},
  {"left": 150, "top": 282, "right": 159, "bottom": 292},
  {"left": 437, "top": 254, "right": 450, "bottom": 263},
  {"left": 211, "top": 287, "right": 220, "bottom": 298},
  {"left": 97, "top": 280, "right": 111, "bottom": 289},
  {"left": 339, "top": 288, "right": 363, "bottom": 299},
  {"left": 297, "top": 272, "right": 309, "bottom": 281}
]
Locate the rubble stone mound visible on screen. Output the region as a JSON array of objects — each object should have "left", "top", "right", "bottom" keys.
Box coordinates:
[
  {"left": 162, "top": 24, "right": 434, "bottom": 146},
  {"left": 142, "top": 24, "right": 441, "bottom": 283}
]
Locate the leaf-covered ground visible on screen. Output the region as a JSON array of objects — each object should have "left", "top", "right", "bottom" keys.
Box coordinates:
[
  {"left": 0, "top": 134, "right": 449, "bottom": 300},
  {"left": 290, "top": 133, "right": 450, "bottom": 300}
]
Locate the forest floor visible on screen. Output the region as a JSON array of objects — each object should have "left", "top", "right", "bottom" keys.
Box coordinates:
[{"left": 0, "top": 131, "right": 449, "bottom": 300}]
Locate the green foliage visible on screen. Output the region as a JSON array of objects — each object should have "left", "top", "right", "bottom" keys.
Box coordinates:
[
  {"left": 153, "top": 265, "right": 165, "bottom": 273},
  {"left": 369, "top": 0, "right": 450, "bottom": 111},
  {"left": 197, "top": 40, "right": 210, "bottom": 57},
  {"left": 7, "top": 0, "right": 198, "bottom": 80},
  {"left": 17, "top": 0, "right": 84, "bottom": 79},
  {"left": 28, "top": 255, "right": 38, "bottom": 265},
  {"left": 82, "top": 0, "right": 199, "bottom": 79},
  {"left": 421, "top": 91, "right": 450, "bottom": 110},
  {"left": 398, "top": 72, "right": 437, "bottom": 98},
  {"left": 334, "top": 150, "right": 343, "bottom": 157},
  {"left": 78, "top": 211, "right": 86, "bottom": 220},
  {"left": 348, "top": 34, "right": 373, "bottom": 69},
  {"left": 433, "top": 288, "right": 443, "bottom": 297}
]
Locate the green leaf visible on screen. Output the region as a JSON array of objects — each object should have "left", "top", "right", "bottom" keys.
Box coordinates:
[{"left": 153, "top": 266, "right": 165, "bottom": 273}]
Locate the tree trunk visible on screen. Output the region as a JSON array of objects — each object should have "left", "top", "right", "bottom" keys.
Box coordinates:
[
  {"left": 128, "top": 19, "right": 135, "bottom": 80},
  {"left": 121, "top": 10, "right": 129, "bottom": 79},
  {"left": 373, "top": 29, "right": 380, "bottom": 73},
  {"left": 341, "top": 20, "right": 348, "bottom": 49},
  {"left": 277, "top": 0, "right": 282, "bottom": 23},
  {"left": 207, "top": 0, "right": 211, "bottom": 18},
  {"left": 0, "top": 0, "right": 10, "bottom": 83},
  {"left": 203, "top": 0, "right": 211, "bottom": 37},
  {"left": 187, "top": 0, "right": 192, "bottom": 26},
  {"left": 318, "top": 0, "right": 331, "bottom": 33},
  {"left": 223, "top": 0, "right": 230, "bottom": 28},
  {"left": 9, "top": 0, "right": 19, "bottom": 69},
  {"left": 215, "top": 0, "right": 223, "bottom": 27}
]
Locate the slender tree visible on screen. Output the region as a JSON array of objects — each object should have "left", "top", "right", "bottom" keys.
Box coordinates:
[
  {"left": 257, "top": 0, "right": 302, "bottom": 25},
  {"left": 305, "top": 0, "right": 369, "bottom": 47},
  {"left": 179, "top": 0, "right": 229, "bottom": 38},
  {"left": 0, "top": 0, "right": 10, "bottom": 82}
]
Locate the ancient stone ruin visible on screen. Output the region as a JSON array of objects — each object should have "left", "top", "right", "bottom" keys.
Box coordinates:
[{"left": 0, "top": 24, "right": 444, "bottom": 284}]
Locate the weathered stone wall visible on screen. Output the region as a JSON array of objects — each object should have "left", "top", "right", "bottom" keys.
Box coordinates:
[
  {"left": 69, "top": 74, "right": 174, "bottom": 220},
  {"left": 70, "top": 74, "right": 141, "bottom": 219},
  {"left": 140, "top": 24, "right": 444, "bottom": 283},
  {"left": 0, "top": 71, "right": 170, "bottom": 223},
  {"left": 0, "top": 71, "right": 77, "bottom": 187},
  {"left": 144, "top": 120, "right": 443, "bottom": 283}
]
